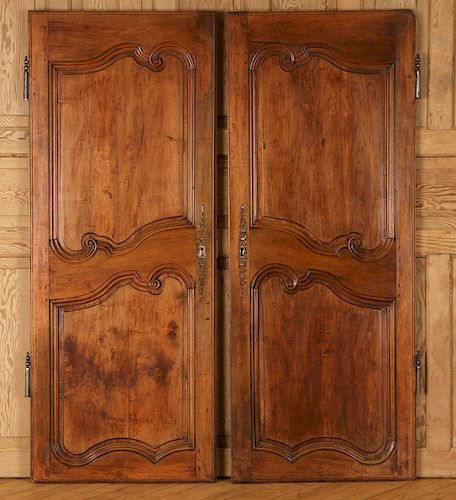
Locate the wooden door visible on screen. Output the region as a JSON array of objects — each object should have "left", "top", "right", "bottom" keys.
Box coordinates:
[
  {"left": 30, "top": 12, "right": 215, "bottom": 482},
  {"left": 229, "top": 11, "right": 415, "bottom": 481}
]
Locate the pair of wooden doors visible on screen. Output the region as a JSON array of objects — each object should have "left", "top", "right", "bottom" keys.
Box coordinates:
[{"left": 30, "top": 10, "right": 415, "bottom": 482}]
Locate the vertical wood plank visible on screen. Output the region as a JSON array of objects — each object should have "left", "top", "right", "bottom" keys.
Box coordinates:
[
  {"left": 416, "top": 256, "right": 426, "bottom": 448},
  {"left": 233, "top": 0, "right": 270, "bottom": 10},
  {"left": 46, "top": 0, "right": 71, "bottom": 8},
  {"left": 374, "top": 0, "right": 415, "bottom": 8},
  {"left": 362, "top": 0, "right": 376, "bottom": 9},
  {"left": 80, "top": 0, "right": 120, "bottom": 9},
  {"left": 0, "top": 0, "right": 35, "bottom": 116},
  {"left": 426, "top": 254, "right": 452, "bottom": 451},
  {"left": 0, "top": 268, "right": 30, "bottom": 437},
  {"left": 416, "top": 0, "right": 429, "bottom": 127},
  {"left": 453, "top": 257, "right": 456, "bottom": 449},
  {"left": 271, "top": 0, "right": 328, "bottom": 9},
  {"left": 336, "top": 0, "right": 362, "bottom": 9},
  {"left": 428, "top": 0, "right": 454, "bottom": 129},
  {"left": 118, "top": 0, "right": 142, "bottom": 9},
  {"left": 179, "top": 0, "right": 233, "bottom": 9}
]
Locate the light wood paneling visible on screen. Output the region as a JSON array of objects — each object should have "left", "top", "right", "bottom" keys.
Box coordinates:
[
  {"left": 1, "top": 0, "right": 456, "bottom": 479},
  {"left": 0, "top": 270, "right": 29, "bottom": 437},
  {"left": 0, "top": 1, "right": 34, "bottom": 116},
  {"left": 428, "top": 0, "right": 454, "bottom": 129}
]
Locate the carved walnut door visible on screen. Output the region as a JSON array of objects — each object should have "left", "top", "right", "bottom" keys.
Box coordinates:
[
  {"left": 229, "top": 12, "right": 415, "bottom": 481},
  {"left": 30, "top": 12, "right": 215, "bottom": 481}
]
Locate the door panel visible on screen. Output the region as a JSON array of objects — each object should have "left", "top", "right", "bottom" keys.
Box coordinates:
[
  {"left": 30, "top": 12, "right": 215, "bottom": 481},
  {"left": 229, "top": 12, "right": 415, "bottom": 481}
]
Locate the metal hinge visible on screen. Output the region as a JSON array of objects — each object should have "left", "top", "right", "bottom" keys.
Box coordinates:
[
  {"left": 415, "top": 54, "right": 421, "bottom": 99},
  {"left": 25, "top": 352, "right": 31, "bottom": 398},
  {"left": 415, "top": 350, "right": 422, "bottom": 394},
  {"left": 23, "top": 56, "right": 29, "bottom": 101}
]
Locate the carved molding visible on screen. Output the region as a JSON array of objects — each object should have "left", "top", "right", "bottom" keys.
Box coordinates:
[
  {"left": 249, "top": 43, "right": 395, "bottom": 74},
  {"left": 254, "top": 218, "right": 395, "bottom": 263},
  {"left": 251, "top": 264, "right": 395, "bottom": 309},
  {"left": 50, "top": 217, "right": 193, "bottom": 262},
  {"left": 251, "top": 264, "right": 396, "bottom": 464},
  {"left": 50, "top": 266, "right": 195, "bottom": 466},
  {"left": 249, "top": 43, "right": 396, "bottom": 261},
  {"left": 50, "top": 43, "right": 196, "bottom": 262}
]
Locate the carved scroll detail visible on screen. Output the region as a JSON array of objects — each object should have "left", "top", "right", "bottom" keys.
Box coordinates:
[
  {"left": 249, "top": 43, "right": 395, "bottom": 74},
  {"left": 50, "top": 43, "right": 196, "bottom": 261},
  {"left": 249, "top": 43, "right": 396, "bottom": 262},
  {"left": 50, "top": 266, "right": 195, "bottom": 466},
  {"left": 50, "top": 218, "right": 193, "bottom": 262},
  {"left": 196, "top": 205, "right": 207, "bottom": 298},
  {"left": 251, "top": 265, "right": 396, "bottom": 464},
  {"left": 239, "top": 205, "right": 248, "bottom": 298},
  {"left": 254, "top": 219, "right": 395, "bottom": 263}
]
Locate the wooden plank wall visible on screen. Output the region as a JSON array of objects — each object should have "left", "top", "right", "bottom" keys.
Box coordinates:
[{"left": 0, "top": 0, "right": 454, "bottom": 478}]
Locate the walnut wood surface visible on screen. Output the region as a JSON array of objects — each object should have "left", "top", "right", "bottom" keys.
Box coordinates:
[
  {"left": 30, "top": 12, "right": 215, "bottom": 482},
  {"left": 229, "top": 11, "right": 415, "bottom": 481}
]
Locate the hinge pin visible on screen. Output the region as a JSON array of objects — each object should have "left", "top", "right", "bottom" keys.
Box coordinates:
[
  {"left": 415, "top": 54, "right": 421, "bottom": 100},
  {"left": 23, "top": 56, "right": 29, "bottom": 101},
  {"left": 25, "top": 352, "right": 31, "bottom": 398},
  {"left": 415, "top": 350, "right": 422, "bottom": 394}
]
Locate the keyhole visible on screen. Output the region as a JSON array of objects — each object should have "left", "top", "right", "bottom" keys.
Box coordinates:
[{"left": 198, "top": 244, "right": 206, "bottom": 259}]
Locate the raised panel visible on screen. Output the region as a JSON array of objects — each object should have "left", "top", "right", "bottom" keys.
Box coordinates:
[
  {"left": 229, "top": 11, "right": 414, "bottom": 481},
  {"left": 251, "top": 44, "right": 394, "bottom": 252},
  {"left": 31, "top": 12, "right": 215, "bottom": 482},
  {"left": 51, "top": 268, "right": 194, "bottom": 466},
  {"left": 252, "top": 266, "right": 395, "bottom": 464},
  {"left": 52, "top": 44, "right": 195, "bottom": 257}
]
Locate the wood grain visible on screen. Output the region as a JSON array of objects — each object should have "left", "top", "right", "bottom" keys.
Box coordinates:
[
  {"left": 229, "top": 10, "right": 415, "bottom": 481},
  {"left": 428, "top": 0, "right": 454, "bottom": 129},
  {"left": 0, "top": 169, "right": 28, "bottom": 216},
  {"left": 417, "top": 158, "right": 456, "bottom": 231},
  {"left": 0, "top": 0, "right": 34, "bottom": 116},
  {"left": 30, "top": 11, "right": 216, "bottom": 481},
  {"left": 0, "top": 269, "right": 30, "bottom": 437},
  {"left": 416, "top": 257, "right": 426, "bottom": 449},
  {"left": 425, "top": 254, "right": 451, "bottom": 451},
  {"left": 417, "top": 129, "right": 456, "bottom": 157},
  {"left": 0, "top": 0, "right": 456, "bottom": 480},
  {"left": 0, "top": 129, "right": 28, "bottom": 157}
]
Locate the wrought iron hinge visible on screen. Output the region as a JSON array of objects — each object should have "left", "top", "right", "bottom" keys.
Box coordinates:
[
  {"left": 25, "top": 352, "right": 31, "bottom": 398},
  {"left": 415, "top": 350, "right": 422, "bottom": 394},
  {"left": 415, "top": 54, "right": 421, "bottom": 99},
  {"left": 23, "top": 56, "right": 29, "bottom": 101}
]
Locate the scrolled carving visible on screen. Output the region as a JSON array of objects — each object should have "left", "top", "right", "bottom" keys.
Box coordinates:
[
  {"left": 133, "top": 43, "right": 196, "bottom": 72},
  {"left": 249, "top": 43, "right": 395, "bottom": 74},
  {"left": 249, "top": 43, "right": 396, "bottom": 261},
  {"left": 50, "top": 265, "right": 195, "bottom": 466},
  {"left": 251, "top": 264, "right": 394, "bottom": 309},
  {"left": 253, "top": 218, "right": 395, "bottom": 263},
  {"left": 251, "top": 264, "right": 396, "bottom": 465},
  {"left": 50, "top": 42, "right": 196, "bottom": 261},
  {"left": 50, "top": 218, "right": 194, "bottom": 262}
]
